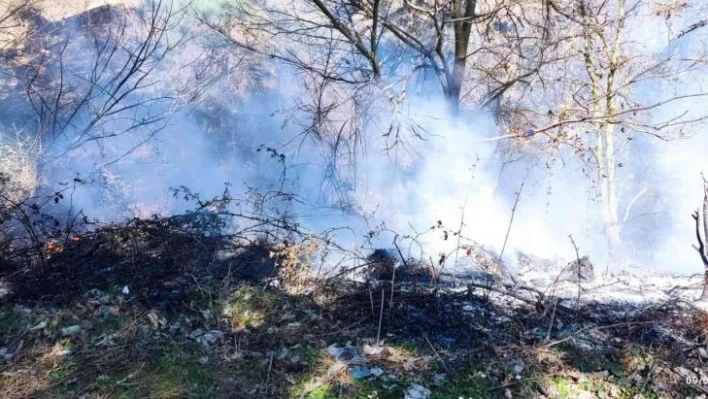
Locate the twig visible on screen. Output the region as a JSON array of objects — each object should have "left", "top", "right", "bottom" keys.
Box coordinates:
[
  {"left": 264, "top": 351, "right": 274, "bottom": 392},
  {"left": 542, "top": 320, "right": 657, "bottom": 348},
  {"left": 391, "top": 236, "right": 407, "bottom": 320},
  {"left": 323, "top": 261, "right": 375, "bottom": 283},
  {"left": 377, "top": 289, "right": 384, "bottom": 345},
  {"left": 452, "top": 199, "right": 468, "bottom": 285},
  {"left": 190, "top": 273, "right": 213, "bottom": 310},
  {"left": 223, "top": 261, "right": 233, "bottom": 289},
  {"left": 315, "top": 316, "right": 370, "bottom": 337},
  {"left": 568, "top": 235, "right": 582, "bottom": 315},
  {"left": 423, "top": 334, "right": 449, "bottom": 372},
  {"left": 117, "top": 362, "right": 146, "bottom": 384},
  {"left": 623, "top": 184, "right": 649, "bottom": 224},
  {"left": 464, "top": 282, "right": 572, "bottom": 315},
  {"left": 431, "top": 256, "right": 440, "bottom": 294},
  {"left": 545, "top": 298, "right": 559, "bottom": 342},
  {"left": 499, "top": 182, "right": 524, "bottom": 270},
  {"left": 368, "top": 284, "right": 375, "bottom": 318}
]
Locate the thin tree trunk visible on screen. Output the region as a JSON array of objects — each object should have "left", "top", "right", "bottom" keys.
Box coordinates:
[
  {"left": 691, "top": 177, "right": 708, "bottom": 299},
  {"left": 602, "top": 123, "right": 623, "bottom": 265},
  {"left": 603, "top": 0, "right": 626, "bottom": 266},
  {"left": 702, "top": 177, "right": 708, "bottom": 298}
]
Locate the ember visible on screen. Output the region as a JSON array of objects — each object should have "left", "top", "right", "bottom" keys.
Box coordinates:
[{"left": 44, "top": 240, "right": 63, "bottom": 258}]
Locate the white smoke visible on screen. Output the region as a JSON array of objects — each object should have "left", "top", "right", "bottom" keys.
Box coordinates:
[{"left": 13, "top": 0, "right": 708, "bottom": 276}]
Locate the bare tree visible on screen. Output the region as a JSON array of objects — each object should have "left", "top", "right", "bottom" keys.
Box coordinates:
[
  {"left": 692, "top": 175, "right": 708, "bottom": 299},
  {"left": 1, "top": 0, "right": 198, "bottom": 168},
  {"left": 199, "top": 0, "right": 555, "bottom": 209},
  {"left": 495, "top": 0, "right": 708, "bottom": 262},
  {"left": 199, "top": 0, "right": 708, "bottom": 265},
  {"left": 203, "top": 0, "right": 554, "bottom": 114},
  {"left": 0, "top": 0, "right": 29, "bottom": 35}
]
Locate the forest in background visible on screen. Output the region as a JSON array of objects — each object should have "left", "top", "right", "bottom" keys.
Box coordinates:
[{"left": 2, "top": 0, "right": 708, "bottom": 273}]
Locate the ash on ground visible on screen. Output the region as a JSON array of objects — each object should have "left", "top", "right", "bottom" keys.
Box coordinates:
[
  {"left": 513, "top": 252, "right": 708, "bottom": 307},
  {"left": 365, "top": 246, "right": 708, "bottom": 309}
]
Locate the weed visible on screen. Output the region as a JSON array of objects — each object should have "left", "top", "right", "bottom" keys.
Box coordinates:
[
  {"left": 224, "top": 285, "right": 278, "bottom": 328},
  {"left": 304, "top": 383, "right": 336, "bottom": 399},
  {"left": 550, "top": 376, "right": 574, "bottom": 398}
]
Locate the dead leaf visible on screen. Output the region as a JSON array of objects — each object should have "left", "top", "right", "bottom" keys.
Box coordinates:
[{"left": 402, "top": 358, "right": 417, "bottom": 371}]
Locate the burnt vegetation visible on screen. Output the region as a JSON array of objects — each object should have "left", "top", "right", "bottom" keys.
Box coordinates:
[{"left": 0, "top": 176, "right": 707, "bottom": 398}]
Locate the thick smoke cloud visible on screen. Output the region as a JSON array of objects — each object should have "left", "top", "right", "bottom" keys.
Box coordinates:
[{"left": 26, "top": 1, "right": 708, "bottom": 275}]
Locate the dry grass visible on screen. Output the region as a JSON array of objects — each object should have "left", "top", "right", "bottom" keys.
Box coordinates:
[{"left": 0, "top": 131, "right": 38, "bottom": 200}]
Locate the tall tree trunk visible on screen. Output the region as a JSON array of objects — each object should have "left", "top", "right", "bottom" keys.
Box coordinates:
[
  {"left": 448, "top": 0, "right": 476, "bottom": 114},
  {"left": 602, "top": 0, "right": 625, "bottom": 266},
  {"left": 581, "top": 2, "right": 620, "bottom": 266},
  {"left": 448, "top": 59, "right": 465, "bottom": 114},
  {"left": 582, "top": 0, "right": 626, "bottom": 268},
  {"left": 601, "top": 123, "right": 623, "bottom": 266}
]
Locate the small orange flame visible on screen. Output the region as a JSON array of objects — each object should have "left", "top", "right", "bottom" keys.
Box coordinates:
[{"left": 44, "top": 240, "right": 63, "bottom": 259}]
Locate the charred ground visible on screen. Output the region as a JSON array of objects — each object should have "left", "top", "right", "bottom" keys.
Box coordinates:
[{"left": 0, "top": 213, "right": 707, "bottom": 398}]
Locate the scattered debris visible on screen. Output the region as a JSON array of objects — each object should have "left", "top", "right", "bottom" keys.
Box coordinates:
[
  {"left": 198, "top": 330, "right": 225, "bottom": 346},
  {"left": 327, "top": 343, "right": 362, "bottom": 363},
  {"left": 60, "top": 325, "right": 82, "bottom": 337},
  {"left": 363, "top": 343, "right": 384, "bottom": 356},
  {"left": 404, "top": 383, "right": 431, "bottom": 399},
  {"left": 349, "top": 366, "right": 372, "bottom": 379},
  {"left": 370, "top": 367, "right": 384, "bottom": 377},
  {"left": 29, "top": 320, "right": 47, "bottom": 332},
  {"left": 559, "top": 256, "right": 595, "bottom": 283}
]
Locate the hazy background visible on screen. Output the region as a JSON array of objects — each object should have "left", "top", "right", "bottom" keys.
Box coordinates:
[{"left": 2, "top": 0, "right": 707, "bottom": 274}]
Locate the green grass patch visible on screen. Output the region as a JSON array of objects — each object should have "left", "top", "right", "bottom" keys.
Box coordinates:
[
  {"left": 550, "top": 376, "right": 574, "bottom": 398},
  {"left": 351, "top": 377, "right": 408, "bottom": 399},
  {"left": 304, "top": 383, "right": 337, "bottom": 399},
  {"left": 432, "top": 370, "right": 499, "bottom": 399},
  {"left": 86, "top": 343, "right": 228, "bottom": 398},
  {"left": 224, "top": 285, "right": 279, "bottom": 328}
]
